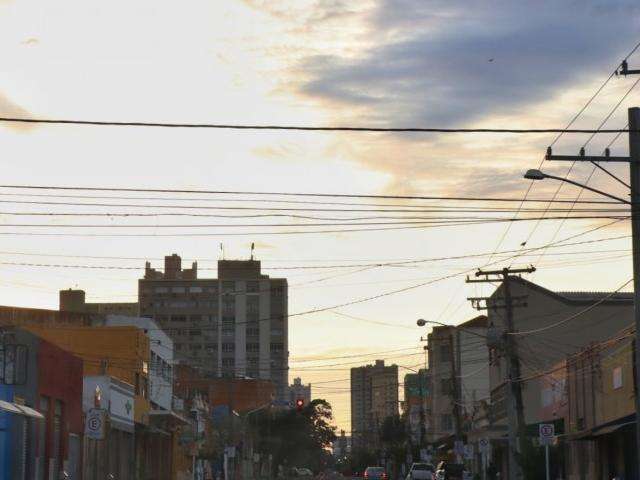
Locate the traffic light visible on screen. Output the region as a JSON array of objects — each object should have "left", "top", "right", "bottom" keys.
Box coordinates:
[{"left": 295, "top": 398, "right": 304, "bottom": 411}]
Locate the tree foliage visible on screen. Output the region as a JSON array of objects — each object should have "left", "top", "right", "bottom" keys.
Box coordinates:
[{"left": 253, "top": 399, "right": 337, "bottom": 473}]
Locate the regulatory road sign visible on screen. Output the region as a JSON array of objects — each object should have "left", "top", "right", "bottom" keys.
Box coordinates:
[
  {"left": 539, "top": 423, "right": 555, "bottom": 445},
  {"left": 85, "top": 408, "right": 106, "bottom": 440},
  {"left": 478, "top": 438, "right": 490, "bottom": 454}
]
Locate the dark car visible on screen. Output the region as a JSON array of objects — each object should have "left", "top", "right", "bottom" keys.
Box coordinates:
[{"left": 364, "top": 466, "right": 387, "bottom": 480}]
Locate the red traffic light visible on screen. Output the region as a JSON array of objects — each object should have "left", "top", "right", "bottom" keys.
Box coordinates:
[{"left": 295, "top": 399, "right": 304, "bottom": 410}]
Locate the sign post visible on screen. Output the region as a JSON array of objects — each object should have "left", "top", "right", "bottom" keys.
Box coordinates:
[
  {"left": 539, "top": 424, "right": 555, "bottom": 480},
  {"left": 478, "top": 438, "right": 490, "bottom": 480},
  {"left": 85, "top": 408, "right": 106, "bottom": 440}
]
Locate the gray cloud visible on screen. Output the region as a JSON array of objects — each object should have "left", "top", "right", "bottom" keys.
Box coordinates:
[{"left": 294, "top": 0, "right": 640, "bottom": 127}]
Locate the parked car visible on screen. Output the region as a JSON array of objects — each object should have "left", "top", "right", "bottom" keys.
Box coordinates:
[
  {"left": 434, "top": 462, "right": 465, "bottom": 480},
  {"left": 406, "top": 462, "right": 436, "bottom": 480},
  {"left": 364, "top": 466, "right": 387, "bottom": 480},
  {"left": 291, "top": 467, "right": 314, "bottom": 477}
]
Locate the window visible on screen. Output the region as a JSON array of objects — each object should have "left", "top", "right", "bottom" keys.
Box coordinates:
[
  {"left": 205, "top": 344, "right": 217, "bottom": 353},
  {"left": 247, "top": 327, "right": 260, "bottom": 337},
  {"left": 613, "top": 366, "right": 623, "bottom": 389},
  {"left": 270, "top": 343, "right": 284, "bottom": 352},
  {"left": 222, "top": 281, "right": 235, "bottom": 293},
  {"left": 189, "top": 286, "right": 203, "bottom": 293},
  {"left": 271, "top": 286, "right": 284, "bottom": 298},
  {"left": 247, "top": 296, "right": 260, "bottom": 316},
  {"left": 222, "top": 358, "right": 235, "bottom": 366},
  {"left": 222, "top": 343, "right": 235, "bottom": 352},
  {"left": 246, "top": 281, "right": 260, "bottom": 293},
  {"left": 175, "top": 343, "right": 183, "bottom": 351},
  {"left": 191, "top": 315, "right": 202, "bottom": 324},
  {"left": 441, "top": 414, "right": 453, "bottom": 431},
  {"left": 247, "top": 343, "right": 260, "bottom": 353},
  {"left": 155, "top": 286, "right": 168, "bottom": 293},
  {"left": 171, "top": 286, "right": 186, "bottom": 293},
  {"left": 271, "top": 328, "right": 283, "bottom": 337},
  {"left": 190, "top": 344, "right": 202, "bottom": 351},
  {"left": 189, "top": 329, "right": 202, "bottom": 337},
  {"left": 206, "top": 286, "right": 219, "bottom": 294},
  {"left": 172, "top": 315, "right": 187, "bottom": 323}
]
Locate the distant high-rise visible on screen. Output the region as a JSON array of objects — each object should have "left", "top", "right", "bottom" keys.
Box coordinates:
[
  {"left": 288, "top": 377, "right": 311, "bottom": 406},
  {"left": 350, "top": 360, "right": 398, "bottom": 450},
  {"left": 138, "top": 254, "right": 289, "bottom": 401}
]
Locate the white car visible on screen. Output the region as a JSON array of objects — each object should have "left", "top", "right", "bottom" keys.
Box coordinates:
[{"left": 406, "top": 463, "right": 436, "bottom": 480}]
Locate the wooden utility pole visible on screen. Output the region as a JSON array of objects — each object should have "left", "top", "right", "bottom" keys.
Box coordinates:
[{"left": 467, "top": 266, "right": 535, "bottom": 480}]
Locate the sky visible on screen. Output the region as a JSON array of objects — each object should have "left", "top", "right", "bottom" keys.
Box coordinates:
[{"left": 1, "top": 0, "right": 640, "bottom": 432}]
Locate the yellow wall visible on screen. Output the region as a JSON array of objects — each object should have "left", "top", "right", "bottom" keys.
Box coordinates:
[
  {"left": 599, "top": 340, "right": 635, "bottom": 425},
  {"left": 25, "top": 325, "right": 151, "bottom": 424}
]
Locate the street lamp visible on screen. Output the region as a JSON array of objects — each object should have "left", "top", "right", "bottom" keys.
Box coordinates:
[
  {"left": 416, "top": 318, "right": 487, "bottom": 339},
  {"left": 524, "top": 169, "right": 629, "bottom": 204}
]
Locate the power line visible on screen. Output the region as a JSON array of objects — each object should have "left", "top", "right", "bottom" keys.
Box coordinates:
[{"left": 0, "top": 116, "right": 634, "bottom": 133}]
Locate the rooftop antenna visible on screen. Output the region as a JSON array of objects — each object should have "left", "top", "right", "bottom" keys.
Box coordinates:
[
  {"left": 220, "top": 243, "right": 225, "bottom": 260},
  {"left": 250, "top": 242, "right": 255, "bottom": 261}
]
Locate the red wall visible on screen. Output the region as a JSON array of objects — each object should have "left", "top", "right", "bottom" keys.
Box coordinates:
[{"left": 37, "top": 339, "right": 84, "bottom": 462}]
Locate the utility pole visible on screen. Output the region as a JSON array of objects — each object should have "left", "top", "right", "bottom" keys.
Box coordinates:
[
  {"left": 544, "top": 89, "right": 640, "bottom": 475},
  {"left": 467, "top": 266, "right": 535, "bottom": 480},
  {"left": 449, "top": 331, "right": 463, "bottom": 444}
]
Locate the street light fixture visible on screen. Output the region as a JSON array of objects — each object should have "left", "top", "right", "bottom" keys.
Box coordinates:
[
  {"left": 523, "top": 169, "right": 630, "bottom": 204},
  {"left": 416, "top": 318, "right": 487, "bottom": 339}
]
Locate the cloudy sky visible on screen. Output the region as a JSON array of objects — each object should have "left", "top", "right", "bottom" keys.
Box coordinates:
[{"left": 1, "top": 0, "right": 640, "bottom": 431}]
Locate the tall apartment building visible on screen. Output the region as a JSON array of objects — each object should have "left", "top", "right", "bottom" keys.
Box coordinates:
[
  {"left": 425, "top": 315, "right": 489, "bottom": 444},
  {"left": 60, "top": 288, "right": 139, "bottom": 316},
  {"left": 350, "top": 360, "right": 398, "bottom": 450},
  {"left": 288, "top": 377, "right": 311, "bottom": 406},
  {"left": 138, "top": 254, "right": 289, "bottom": 401}
]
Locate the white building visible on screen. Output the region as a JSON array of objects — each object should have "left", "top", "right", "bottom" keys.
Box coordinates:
[{"left": 101, "top": 315, "right": 174, "bottom": 411}]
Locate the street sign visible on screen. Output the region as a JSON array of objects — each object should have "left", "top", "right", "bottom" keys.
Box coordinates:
[
  {"left": 539, "top": 423, "right": 555, "bottom": 446},
  {"left": 463, "top": 444, "right": 475, "bottom": 460},
  {"left": 478, "top": 438, "right": 490, "bottom": 454},
  {"left": 85, "top": 408, "right": 106, "bottom": 440}
]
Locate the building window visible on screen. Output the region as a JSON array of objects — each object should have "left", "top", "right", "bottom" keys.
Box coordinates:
[
  {"left": 191, "top": 315, "right": 202, "bottom": 323},
  {"left": 613, "top": 366, "right": 623, "bottom": 389},
  {"left": 222, "top": 343, "right": 235, "bottom": 353},
  {"left": 171, "top": 286, "right": 186, "bottom": 293},
  {"left": 247, "top": 296, "right": 260, "bottom": 316},
  {"left": 247, "top": 343, "right": 260, "bottom": 353},
  {"left": 222, "top": 358, "right": 235, "bottom": 367},
  {"left": 172, "top": 315, "right": 187, "bottom": 323},
  {"left": 189, "top": 286, "right": 203, "bottom": 293},
  {"left": 175, "top": 343, "right": 183, "bottom": 351},
  {"left": 205, "top": 344, "right": 217, "bottom": 353},
  {"left": 189, "top": 329, "right": 202, "bottom": 337},
  {"left": 246, "top": 281, "right": 260, "bottom": 293},
  {"left": 441, "top": 414, "right": 453, "bottom": 431},
  {"left": 247, "top": 327, "right": 260, "bottom": 337},
  {"left": 270, "top": 343, "right": 284, "bottom": 352},
  {"left": 271, "top": 286, "right": 284, "bottom": 298},
  {"left": 155, "top": 286, "right": 168, "bottom": 293},
  {"left": 222, "top": 281, "right": 235, "bottom": 294}
]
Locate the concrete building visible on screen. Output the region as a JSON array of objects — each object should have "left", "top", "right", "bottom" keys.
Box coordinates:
[
  {"left": 424, "top": 315, "right": 489, "bottom": 446},
  {"left": 138, "top": 254, "right": 289, "bottom": 401},
  {"left": 288, "top": 377, "right": 311, "bottom": 407},
  {"left": 403, "top": 369, "right": 428, "bottom": 445},
  {"left": 350, "top": 360, "right": 399, "bottom": 450},
  {"left": 60, "top": 288, "right": 139, "bottom": 316},
  {"left": 97, "top": 315, "right": 174, "bottom": 411},
  {"left": 333, "top": 430, "right": 351, "bottom": 459}
]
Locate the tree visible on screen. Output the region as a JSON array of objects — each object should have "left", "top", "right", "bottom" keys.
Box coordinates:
[{"left": 253, "top": 399, "right": 337, "bottom": 473}]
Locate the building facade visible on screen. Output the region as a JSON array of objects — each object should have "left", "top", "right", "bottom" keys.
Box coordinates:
[
  {"left": 60, "top": 288, "right": 139, "bottom": 316},
  {"left": 138, "top": 254, "right": 289, "bottom": 401},
  {"left": 0, "top": 328, "right": 83, "bottom": 480},
  {"left": 350, "top": 360, "right": 399, "bottom": 450},
  {"left": 288, "top": 377, "right": 311, "bottom": 407}
]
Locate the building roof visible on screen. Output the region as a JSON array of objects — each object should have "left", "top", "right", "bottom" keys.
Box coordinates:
[
  {"left": 458, "top": 315, "right": 488, "bottom": 329},
  {"left": 490, "top": 277, "right": 634, "bottom": 306}
]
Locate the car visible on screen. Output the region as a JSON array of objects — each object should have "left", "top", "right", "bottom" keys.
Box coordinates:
[
  {"left": 364, "top": 466, "right": 387, "bottom": 480},
  {"left": 406, "top": 462, "right": 436, "bottom": 480},
  {"left": 434, "top": 462, "right": 465, "bottom": 480}
]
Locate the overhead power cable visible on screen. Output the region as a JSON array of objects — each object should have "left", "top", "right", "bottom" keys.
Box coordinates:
[
  {"left": 0, "top": 185, "right": 624, "bottom": 204},
  {"left": 0, "top": 117, "right": 635, "bottom": 133}
]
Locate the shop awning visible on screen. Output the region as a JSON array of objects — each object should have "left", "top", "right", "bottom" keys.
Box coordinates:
[
  {"left": 15, "top": 404, "right": 44, "bottom": 420},
  {"left": 566, "top": 414, "right": 635, "bottom": 441},
  {"left": 148, "top": 409, "right": 189, "bottom": 425},
  {"left": 0, "top": 400, "right": 23, "bottom": 415},
  {"left": 0, "top": 400, "right": 44, "bottom": 419}
]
